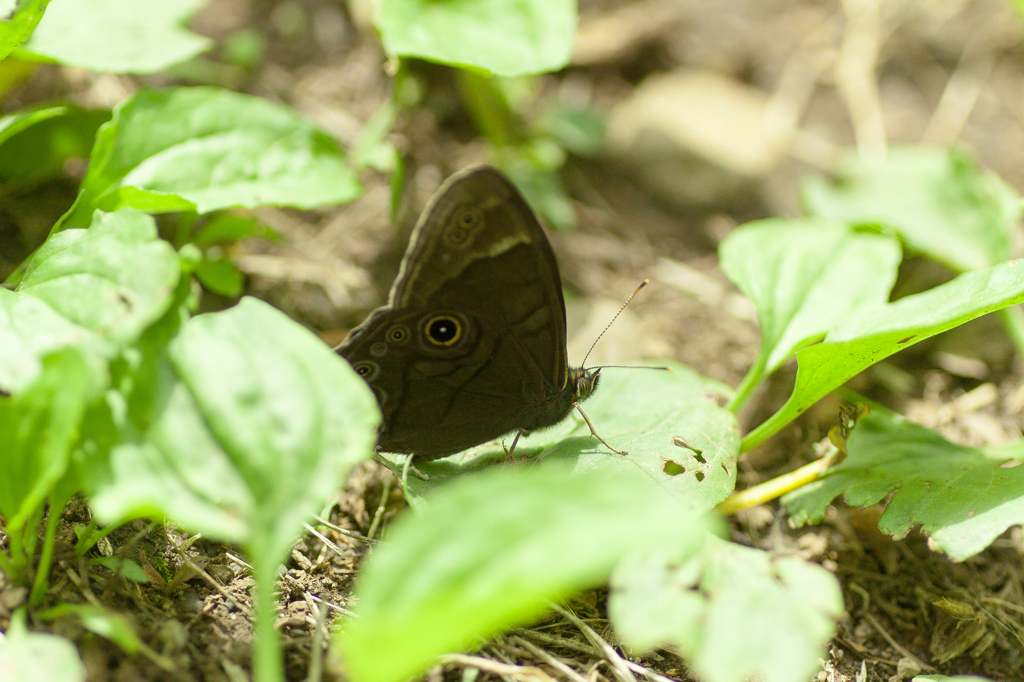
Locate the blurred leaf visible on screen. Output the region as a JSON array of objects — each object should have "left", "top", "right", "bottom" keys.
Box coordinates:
[
  {"left": 802, "top": 146, "right": 1020, "bottom": 272},
  {"left": 37, "top": 603, "right": 142, "bottom": 654},
  {"left": 0, "top": 105, "right": 109, "bottom": 183},
  {"left": 610, "top": 537, "right": 843, "bottom": 682},
  {"left": 59, "top": 87, "right": 362, "bottom": 229},
  {"left": 192, "top": 213, "right": 277, "bottom": 247},
  {"left": 785, "top": 411, "right": 1024, "bottom": 561},
  {"left": 89, "top": 297, "right": 380, "bottom": 555},
  {"left": 89, "top": 556, "right": 149, "bottom": 583},
  {"left": 0, "top": 104, "right": 65, "bottom": 146},
  {"left": 221, "top": 28, "right": 265, "bottom": 70},
  {"left": 0, "top": 611, "right": 85, "bottom": 682},
  {"left": 542, "top": 105, "right": 605, "bottom": 157},
  {"left": 719, "top": 219, "right": 901, "bottom": 409},
  {"left": 195, "top": 256, "right": 243, "bottom": 297},
  {"left": 380, "top": 362, "right": 739, "bottom": 512},
  {"left": 350, "top": 99, "right": 398, "bottom": 173},
  {"left": 0, "top": 349, "right": 96, "bottom": 536},
  {"left": 17, "top": 0, "right": 212, "bottom": 74},
  {"left": 376, "top": 0, "right": 576, "bottom": 76},
  {"left": 502, "top": 160, "right": 575, "bottom": 230},
  {"left": 0, "top": 0, "right": 51, "bottom": 62},
  {"left": 744, "top": 258, "right": 1024, "bottom": 451},
  {"left": 339, "top": 462, "right": 715, "bottom": 682}
]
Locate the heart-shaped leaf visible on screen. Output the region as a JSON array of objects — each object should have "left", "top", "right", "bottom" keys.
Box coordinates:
[
  {"left": 719, "top": 219, "right": 901, "bottom": 410},
  {"left": 89, "top": 297, "right": 380, "bottom": 554}
]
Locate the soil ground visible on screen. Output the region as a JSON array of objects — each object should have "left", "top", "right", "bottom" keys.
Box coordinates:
[{"left": 3, "top": 0, "right": 1024, "bottom": 681}]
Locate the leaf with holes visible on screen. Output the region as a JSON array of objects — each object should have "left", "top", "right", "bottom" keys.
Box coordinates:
[
  {"left": 379, "top": 361, "right": 739, "bottom": 512},
  {"left": 785, "top": 410, "right": 1024, "bottom": 561}
]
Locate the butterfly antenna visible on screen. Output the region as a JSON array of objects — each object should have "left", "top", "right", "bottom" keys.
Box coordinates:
[{"left": 581, "top": 279, "right": 649, "bottom": 368}]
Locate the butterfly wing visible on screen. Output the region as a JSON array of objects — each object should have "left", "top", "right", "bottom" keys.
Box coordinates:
[{"left": 338, "top": 166, "right": 569, "bottom": 458}]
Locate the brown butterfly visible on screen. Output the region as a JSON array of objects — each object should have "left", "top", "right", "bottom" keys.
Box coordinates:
[{"left": 338, "top": 165, "right": 622, "bottom": 461}]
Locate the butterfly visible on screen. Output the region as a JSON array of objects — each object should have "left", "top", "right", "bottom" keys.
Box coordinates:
[{"left": 337, "top": 165, "right": 622, "bottom": 461}]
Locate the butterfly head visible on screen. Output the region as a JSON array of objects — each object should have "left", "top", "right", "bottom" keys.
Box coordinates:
[{"left": 568, "top": 366, "right": 601, "bottom": 403}]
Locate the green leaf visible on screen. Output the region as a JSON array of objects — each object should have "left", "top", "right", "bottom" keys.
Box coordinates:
[
  {"left": 0, "top": 105, "right": 108, "bottom": 183},
  {"left": 89, "top": 556, "right": 149, "bottom": 583},
  {"left": 610, "top": 538, "right": 842, "bottom": 682},
  {"left": 375, "top": 0, "right": 577, "bottom": 76},
  {"left": 195, "top": 256, "right": 244, "bottom": 297},
  {"left": 0, "top": 348, "right": 96, "bottom": 536},
  {"left": 89, "top": 297, "right": 380, "bottom": 555},
  {"left": 379, "top": 362, "right": 739, "bottom": 512},
  {"left": 0, "top": 0, "right": 52, "bottom": 62},
  {"left": 0, "top": 611, "right": 85, "bottom": 682},
  {"left": 37, "top": 603, "right": 142, "bottom": 654},
  {"left": 0, "top": 208, "right": 180, "bottom": 392},
  {"left": 785, "top": 411, "right": 1024, "bottom": 561},
  {"left": 339, "top": 462, "right": 715, "bottom": 682},
  {"left": 743, "top": 258, "right": 1024, "bottom": 451},
  {"left": 802, "top": 146, "right": 1020, "bottom": 272},
  {"left": 542, "top": 104, "right": 605, "bottom": 158},
  {"left": 719, "top": 219, "right": 901, "bottom": 409},
  {"left": 59, "top": 87, "right": 362, "bottom": 229},
  {"left": 17, "top": 0, "right": 212, "bottom": 74},
  {"left": 192, "top": 213, "right": 273, "bottom": 247},
  {"left": 0, "top": 104, "right": 66, "bottom": 146}
]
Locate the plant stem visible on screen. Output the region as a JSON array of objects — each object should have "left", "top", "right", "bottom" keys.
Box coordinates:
[
  {"left": 251, "top": 548, "right": 283, "bottom": 682},
  {"left": 726, "top": 352, "right": 768, "bottom": 414},
  {"left": 30, "top": 500, "right": 61, "bottom": 607},
  {"left": 76, "top": 522, "right": 122, "bottom": 557},
  {"left": 74, "top": 518, "right": 99, "bottom": 556}
]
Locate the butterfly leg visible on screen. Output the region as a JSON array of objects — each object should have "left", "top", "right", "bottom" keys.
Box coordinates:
[
  {"left": 573, "top": 404, "right": 627, "bottom": 455},
  {"left": 503, "top": 430, "right": 526, "bottom": 463}
]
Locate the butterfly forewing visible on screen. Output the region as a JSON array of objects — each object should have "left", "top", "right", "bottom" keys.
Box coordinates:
[{"left": 338, "top": 166, "right": 572, "bottom": 459}]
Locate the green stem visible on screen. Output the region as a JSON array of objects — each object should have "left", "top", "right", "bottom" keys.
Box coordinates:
[
  {"left": 29, "top": 500, "right": 61, "bottom": 607},
  {"left": 997, "top": 305, "right": 1024, "bottom": 360},
  {"left": 251, "top": 549, "right": 283, "bottom": 682},
  {"left": 0, "top": 548, "right": 16, "bottom": 582},
  {"left": 75, "top": 522, "right": 121, "bottom": 557},
  {"left": 74, "top": 518, "right": 99, "bottom": 556},
  {"left": 726, "top": 352, "right": 768, "bottom": 414}
]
